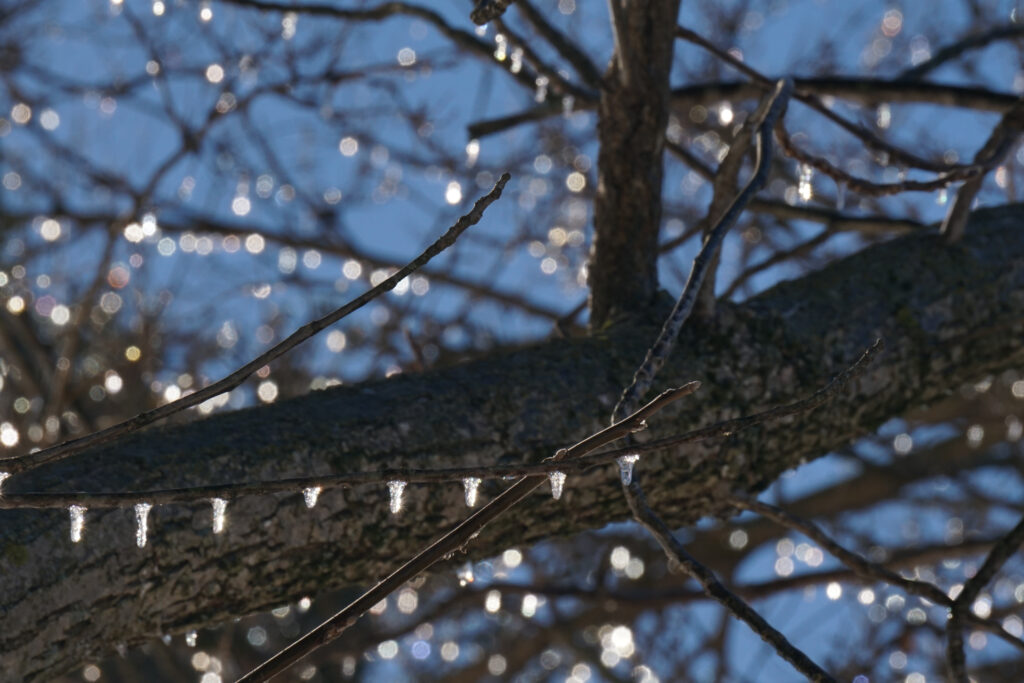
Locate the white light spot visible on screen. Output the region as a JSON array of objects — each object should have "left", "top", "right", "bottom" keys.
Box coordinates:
[
  {"left": 445, "top": 181, "right": 463, "bottom": 205},
  {"left": 231, "top": 196, "right": 251, "bottom": 216},
  {"left": 397, "top": 47, "right": 416, "bottom": 66},
  {"left": 339, "top": 137, "right": 358, "bottom": 156}
]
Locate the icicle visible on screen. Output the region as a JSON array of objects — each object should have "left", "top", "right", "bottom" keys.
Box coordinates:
[
  {"left": 69, "top": 505, "right": 87, "bottom": 543},
  {"left": 562, "top": 95, "right": 575, "bottom": 116},
  {"left": 534, "top": 76, "right": 548, "bottom": 103},
  {"left": 302, "top": 486, "right": 321, "bottom": 509},
  {"left": 509, "top": 47, "right": 523, "bottom": 73},
  {"left": 457, "top": 561, "right": 475, "bottom": 586},
  {"left": 937, "top": 188, "right": 948, "bottom": 205},
  {"left": 474, "top": 23, "right": 488, "bottom": 37},
  {"left": 462, "top": 477, "right": 482, "bottom": 507},
  {"left": 211, "top": 497, "right": 227, "bottom": 534},
  {"left": 0, "top": 471, "right": 9, "bottom": 494},
  {"left": 135, "top": 502, "right": 152, "bottom": 548},
  {"left": 616, "top": 454, "right": 640, "bottom": 486},
  {"left": 798, "top": 164, "right": 814, "bottom": 203},
  {"left": 185, "top": 630, "right": 197, "bottom": 647},
  {"left": 548, "top": 471, "right": 566, "bottom": 500},
  {"left": 387, "top": 480, "right": 406, "bottom": 515}
]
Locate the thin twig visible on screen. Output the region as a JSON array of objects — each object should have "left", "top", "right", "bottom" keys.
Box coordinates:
[
  {"left": 237, "top": 383, "right": 699, "bottom": 681},
  {"left": 730, "top": 498, "right": 950, "bottom": 606},
  {"left": 898, "top": 24, "right": 1024, "bottom": 80},
  {"left": 675, "top": 26, "right": 1003, "bottom": 176},
  {"left": 1, "top": 174, "right": 511, "bottom": 477},
  {"left": 612, "top": 78, "right": 792, "bottom": 422},
  {"left": 470, "top": 0, "right": 517, "bottom": 25},
  {"left": 624, "top": 484, "right": 836, "bottom": 681},
  {"left": 941, "top": 97, "right": 1024, "bottom": 243},
  {"left": 947, "top": 513, "right": 1024, "bottom": 681}
]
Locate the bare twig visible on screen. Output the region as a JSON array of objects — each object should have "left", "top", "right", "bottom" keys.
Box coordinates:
[
  {"left": 1, "top": 174, "right": 511, "bottom": 476},
  {"left": 514, "top": 0, "right": 603, "bottom": 89},
  {"left": 470, "top": 0, "right": 517, "bottom": 25},
  {"left": 612, "top": 78, "right": 792, "bottom": 422},
  {"left": 623, "top": 484, "right": 836, "bottom": 681},
  {"left": 730, "top": 498, "right": 950, "bottom": 605},
  {"left": 941, "top": 97, "right": 1024, "bottom": 243},
  {"left": 675, "top": 25, "right": 1005, "bottom": 180},
  {"left": 947, "top": 513, "right": 1024, "bottom": 681},
  {"left": 898, "top": 24, "right": 1024, "bottom": 80}
]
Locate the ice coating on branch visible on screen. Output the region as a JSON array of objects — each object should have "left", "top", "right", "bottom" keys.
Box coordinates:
[
  {"left": 387, "top": 480, "right": 406, "bottom": 515},
  {"left": 0, "top": 471, "right": 10, "bottom": 493},
  {"left": 185, "top": 630, "right": 197, "bottom": 647},
  {"left": 302, "top": 486, "right": 321, "bottom": 509},
  {"left": 69, "top": 505, "right": 86, "bottom": 543},
  {"left": 462, "top": 477, "right": 481, "bottom": 507},
  {"left": 548, "top": 471, "right": 566, "bottom": 500},
  {"left": 211, "top": 498, "right": 227, "bottom": 534},
  {"left": 616, "top": 454, "right": 640, "bottom": 486},
  {"left": 135, "top": 502, "right": 152, "bottom": 548}
]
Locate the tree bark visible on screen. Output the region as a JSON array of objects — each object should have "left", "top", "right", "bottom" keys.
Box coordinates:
[
  {"left": 2, "top": 205, "right": 1023, "bottom": 680},
  {"left": 587, "top": 0, "right": 682, "bottom": 328}
]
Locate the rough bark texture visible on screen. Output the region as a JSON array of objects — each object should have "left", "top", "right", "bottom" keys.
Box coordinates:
[
  {"left": 587, "top": 0, "right": 682, "bottom": 328},
  {"left": 2, "top": 205, "right": 1024, "bottom": 680}
]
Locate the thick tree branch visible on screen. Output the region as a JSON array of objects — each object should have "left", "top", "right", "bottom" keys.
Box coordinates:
[
  {"left": 588, "top": 0, "right": 682, "bottom": 327},
  {"left": 2, "top": 205, "right": 1024, "bottom": 680}
]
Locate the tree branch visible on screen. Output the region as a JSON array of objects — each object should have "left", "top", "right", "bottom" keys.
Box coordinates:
[{"left": 3, "top": 205, "right": 1024, "bottom": 680}]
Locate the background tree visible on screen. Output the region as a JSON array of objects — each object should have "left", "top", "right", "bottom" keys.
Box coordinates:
[{"left": 1, "top": 0, "right": 1023, "bottom": 681}]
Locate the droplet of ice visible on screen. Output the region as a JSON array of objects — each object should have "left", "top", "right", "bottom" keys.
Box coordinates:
[
  {"left": 185, "top": 630, "right": 197, "bottom": 647},
  {"left": 0, "top": 471, "right": 10, "bottom": 493},
  {"left": 548, "top": 471, "right": 567, "bottom": 500},
  {"left": 387, "top": 480, "right": 406, "bottom": 515},
  {"left": 462, "top": 477, "right": 481, "bottom": 507},
  {"left": 135, "top": 502, "right": 152, "bottom": 548},
  {"left": 302, "top": 486, "right": 321, "bottom": 509},
  {"left": 798, "top": 164, "right": 814, "bottom": 203},
  {"left": 457, "top": 560, "right": 475, "bottom": 586},
  {"left": 69, "top": 505, "right": 87, "bottom": 543},
  {"left": 211, "top": 498, "right": 227, "bottom": 534},
  {"left": 616, "top": 454, "right": 640, "bottom": 486}
]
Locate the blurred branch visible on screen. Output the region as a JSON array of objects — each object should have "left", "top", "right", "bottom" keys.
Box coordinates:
[
  {"left": 623, "top": 484, "right": 835, "bottom": 681},
  {"left": 941, "top": 97, "right": 1024, "bottom": 243},
  {"left": 470, "top": 0, "right": 517, "bottom": 25},
  {"left": 1, "top": 174, "right": 511, "bottom": 477},
  {"left": 513, "top": 0, "right": 603, "bottom": 89},
  {"left": 947, "top": 513, "right": 1024, "bottom": 681},
  {"left": 898, "top": 24, "right": 1024, "bottom": 80}
]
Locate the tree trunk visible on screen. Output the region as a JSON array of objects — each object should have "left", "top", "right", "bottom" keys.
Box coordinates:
[{"left": 2, "top": 205, "right": 1023, "bottom": 680}]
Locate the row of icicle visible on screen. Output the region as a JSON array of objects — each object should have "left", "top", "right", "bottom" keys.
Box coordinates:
[{"left": 0, "top": 454, "right": 641, "bottom": 546}]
